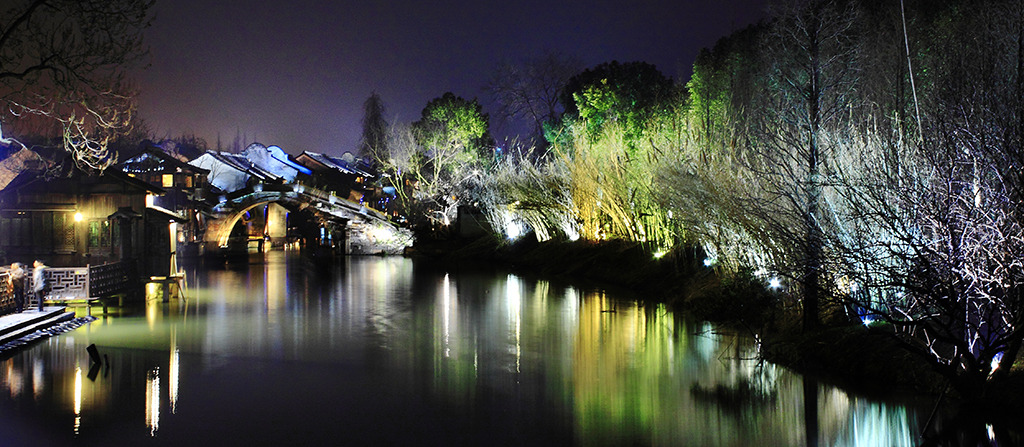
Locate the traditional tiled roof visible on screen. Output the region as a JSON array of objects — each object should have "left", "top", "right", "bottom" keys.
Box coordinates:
[
  {"left": 300, "top": 151, "right": 373, "bottom": 177},
  {"left": 207, "top": 151, "right": 282, "bottom": 181},
  {"left": 0, "top": 148, "right": 49, "bottom": 191},
  {"left": 120, "top": 148, "right": 210, "bottom": 176}
]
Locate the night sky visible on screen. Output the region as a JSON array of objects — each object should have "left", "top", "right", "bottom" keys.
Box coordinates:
[{"left": 137, "top": 0, "right": 768, "bottom": 156}]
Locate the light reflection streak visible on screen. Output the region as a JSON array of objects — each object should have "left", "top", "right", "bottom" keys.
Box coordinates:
[
  {"left": 73, "top": 366, "right": 82, "bottom": 435},
  {"left": 147, "top": 294, "right": 158, "bottom": 328},
  {"left": 169, "top": 331, "right": 180, "bottom": 414},
  {"left": 32, "top": 358, "right": 43, "bottom": 399},
  {"left": 5, "top": 359, "right": 22, "bottom": 397},
  {"left": 146, "top": 368, "right": 160, "bottom": 436},
  {"left": 507, "top": 274, "right": 522, "bottom": 374},
  {"left": 443, "top": 273, "right": 451, "bottom": 358},
  {"left": 850, "top": 399, "right": 913, "bottom": 446}
]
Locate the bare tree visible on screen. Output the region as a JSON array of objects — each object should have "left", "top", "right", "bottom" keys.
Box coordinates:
[
  {"left": 486, "top": 50, "right": 583, "bottom": 145},
  {"left": 742, "top": 0, "right": 860, "bottom": 330},
  {"left": 0, "top": 0, "right": 153, "bottom": 172},
  {"left": 827, "top": 0, "right": 1024, "bottom": 399}
]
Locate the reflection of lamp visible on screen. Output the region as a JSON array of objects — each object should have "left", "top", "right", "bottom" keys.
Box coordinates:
[{"left": 74, "top": 212, "right": 83, "bottom": 222}]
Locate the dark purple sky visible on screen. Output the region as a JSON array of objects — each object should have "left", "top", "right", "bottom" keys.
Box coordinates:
[{"left": 137, "top": 0, "right": 767, "bottom": 156}]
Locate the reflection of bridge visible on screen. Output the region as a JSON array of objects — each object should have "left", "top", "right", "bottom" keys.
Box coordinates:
[{"left": 203, "top": 183, "right": 413, "bottom": 255}]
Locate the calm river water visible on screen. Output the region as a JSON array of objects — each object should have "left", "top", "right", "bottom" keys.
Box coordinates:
[{"left": 0, "top": 250, "right": 934, "bottom": 446}]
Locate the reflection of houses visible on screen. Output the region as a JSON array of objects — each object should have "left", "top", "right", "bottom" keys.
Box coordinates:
[
  {"left": 294, "top": 151, "right": 378, "bottom": 207},
  {"left": 0, "top": 149, "right": 163, "bottom": 274}
]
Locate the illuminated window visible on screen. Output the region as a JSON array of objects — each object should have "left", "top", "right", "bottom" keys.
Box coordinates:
[
  {"left": 88, "top": 220, "right": 111, "bottom": 248},
  {"left": 162, "top": 174, "right": 174, "bottom": 188}
]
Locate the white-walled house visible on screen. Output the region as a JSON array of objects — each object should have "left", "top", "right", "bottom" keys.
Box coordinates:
[
  {"left": 242, "top": 143, "right": 311, "bottom": 183},
  {"left": 189, "top": 151, "right": 281, "bottom": 194}
]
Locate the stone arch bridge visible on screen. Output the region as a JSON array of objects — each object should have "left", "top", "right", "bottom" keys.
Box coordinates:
[{"left": 202, "top": 183, "right": 413, "bottom": 255}]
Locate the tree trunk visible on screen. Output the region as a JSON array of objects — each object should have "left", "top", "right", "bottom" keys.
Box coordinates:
[{"left": 803, "top": 2, "right": 824, "bottom": 332}]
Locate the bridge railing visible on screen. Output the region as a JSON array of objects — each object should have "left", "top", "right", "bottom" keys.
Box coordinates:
[{"left": 224, "top": 182, "right": 393, "bottom": 223}]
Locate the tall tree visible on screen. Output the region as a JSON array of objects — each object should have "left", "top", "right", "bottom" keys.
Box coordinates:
[
  {"left": 748, "top": 0, "right": 860, "bottom": 330},
  {"left": 412, "top": 92, "right": 492, "bottom": 179},
  {"left": 0, "top": 0, "right": 154, "bottom": 172},
  {"left": 410, "top": 92, "right": 493, "bottom": 226},
  {"left": 359, "top": 92, "right": 389, "bottom": 163}
]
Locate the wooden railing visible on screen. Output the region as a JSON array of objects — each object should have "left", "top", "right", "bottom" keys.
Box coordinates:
[
  {"left": 0, "top": 261, "right": 138, "bottom": 316},
  {"left": 0, "top": 272, "right": 13, "bottom": 315},
  {"left": 88, "top": 262, "right": 137, "bottom": 298}
]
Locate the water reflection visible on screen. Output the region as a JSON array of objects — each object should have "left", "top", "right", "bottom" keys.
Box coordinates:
[{"left": 0, "top": 252, "right": 991, "bottom": 445}]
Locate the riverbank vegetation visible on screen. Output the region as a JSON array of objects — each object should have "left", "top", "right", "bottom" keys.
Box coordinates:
[{"left": 379, "top": 0, "right": 1024, "bottom": 416}]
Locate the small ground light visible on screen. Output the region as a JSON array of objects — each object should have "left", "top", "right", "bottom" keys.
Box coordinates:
[
  {"left": 703, "top": 258, "right": 714, "bottom": 267},
  {"left": 768, "top": 277, "right": 782, "bottom": 289}
]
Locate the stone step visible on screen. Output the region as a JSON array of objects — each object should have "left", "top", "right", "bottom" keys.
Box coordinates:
[{"left": 0, "top": 309, "right": 76, "bottom": 347}]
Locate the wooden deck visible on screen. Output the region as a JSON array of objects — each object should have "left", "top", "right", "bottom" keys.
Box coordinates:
[{"left": 42, "top": 296, "right": 112, "bottom": 316}]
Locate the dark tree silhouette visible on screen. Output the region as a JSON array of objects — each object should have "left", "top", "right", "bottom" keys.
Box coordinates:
[
  {"left": 359, "top": 92, "right": 389, "bottom": 163},
  {"left": 0, "top": 0, "right": 153, "bottom": 172}
]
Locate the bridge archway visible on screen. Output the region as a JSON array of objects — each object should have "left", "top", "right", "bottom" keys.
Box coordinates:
[{"left": 202, "top": 185, "right": 413, "bottom": 255}]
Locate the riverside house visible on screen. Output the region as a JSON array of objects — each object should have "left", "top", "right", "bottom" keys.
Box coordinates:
[{"left": 0, "top": 149, "right": 164, "bottom": 274}]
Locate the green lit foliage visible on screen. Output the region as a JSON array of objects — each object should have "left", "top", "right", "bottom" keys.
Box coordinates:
[
  {"left": 552, "top": 123, "right": 674, "bottom": 248},
  {"left": 405, "top": 93, "right": 494, "bottom": 226},
  {"left": 685, "top": 24, "right": 764, "bottom": 149},
  {"left": 414, "top": 93, "right": 491, "bottom": 164},
  {"left": 556, "top": 61, "right": 676, "bottom": 152}
]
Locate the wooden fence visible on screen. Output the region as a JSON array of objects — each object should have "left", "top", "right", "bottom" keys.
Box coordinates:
[{"left": 0, "top": 261, "right": 138, "bottom": 316}]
